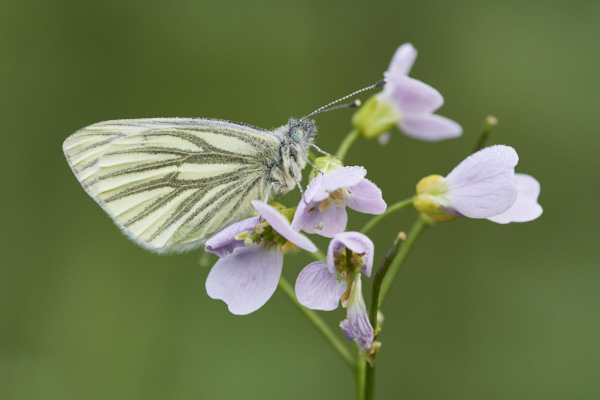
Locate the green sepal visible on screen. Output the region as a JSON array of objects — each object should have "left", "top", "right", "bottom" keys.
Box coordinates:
[{"left": 351, "top": 95, "right": 399, "bottom": 139}]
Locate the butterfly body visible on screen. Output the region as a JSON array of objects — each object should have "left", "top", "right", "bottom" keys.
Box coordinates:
[{"left": 63, "top": 117, "right": 317, "bottom": 253}]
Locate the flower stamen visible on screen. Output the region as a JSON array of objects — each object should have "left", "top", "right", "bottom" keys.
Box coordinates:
[
  {"left": 329, "top": 189, "right": 345, "bottom": 200},
  {"left": 319, "top": 197, "right": 331, "bottom": 212}
]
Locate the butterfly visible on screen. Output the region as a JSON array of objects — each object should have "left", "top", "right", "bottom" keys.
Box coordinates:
[{"left": 63, "top": 81, "right": 383, "bottom": 254}]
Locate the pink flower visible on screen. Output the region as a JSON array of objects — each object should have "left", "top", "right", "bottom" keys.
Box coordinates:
[
  {"left": 295, "top": 232, "right": 374, "bottom": 350},
  {"left": 414, "top": 145, "right": 542, "bottom": 223},
  {"left": 382, "top": 44, "right": 462, "bottom": 141},
  {"left": 353, "top": 43, "right": 462, "bottom": 141},
  {"left": 292, "top": 166, "right": 386, "bottom": 238},
  {"left": 205, "top": 201, "right": 316, "bottom": 315}
]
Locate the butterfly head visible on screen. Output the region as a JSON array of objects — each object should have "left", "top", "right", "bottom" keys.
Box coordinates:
[{"left": 287, "top": 117, "right": 317, "bottom": 151}]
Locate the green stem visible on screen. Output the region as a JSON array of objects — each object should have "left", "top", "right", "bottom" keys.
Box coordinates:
[
  {"left": 360, "top": 198, "right": 414, "bottom": 235},
  {"left": 365, "top": 362, "right": 376, "bottom": 400},
  {"left": 471, "top": 115, "right": 498, "bottom": 154},
  {"left": 364, "top": 233, "right": 406, "bottom": 400},
  {"left": 336, "top": 128, "right": 361, "bottom": 161},
  {"left": 278, "top": 276, "right": 355, "bottom": 368},
  {"left": 364, "top": 214, "right": 431, "bottom": 399},
  {"left": 355, "top": 347, "right": 367, "bottom": 400}
]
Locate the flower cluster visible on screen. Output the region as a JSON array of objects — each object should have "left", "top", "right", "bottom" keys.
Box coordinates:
[
  {"left": 205, "top": 160, "right": 386, "bottom": 349},
  {"left": 202, "top": 43, "right": 543, "bottom": 356}
]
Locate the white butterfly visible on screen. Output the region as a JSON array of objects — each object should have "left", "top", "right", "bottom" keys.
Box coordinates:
[
  {"left": 63, "top": 81, "right": 383, "bottom": 254},
  {"left": 63, "top": 117, "right": 316, "bottom": 253}
]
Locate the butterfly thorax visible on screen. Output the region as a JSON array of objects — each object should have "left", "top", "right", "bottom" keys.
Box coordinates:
[{"left": 269, "top": 118, "right": 317, "bottom": 194}]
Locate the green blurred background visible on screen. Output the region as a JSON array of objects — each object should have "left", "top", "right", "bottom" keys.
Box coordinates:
[{"left": 1, "top": 0, "right": 598, "bottom": 398}]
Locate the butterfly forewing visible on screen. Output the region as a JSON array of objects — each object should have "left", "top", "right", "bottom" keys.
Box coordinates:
[{"left": 63, "top": 118, "right": 281, "bottom": 253}]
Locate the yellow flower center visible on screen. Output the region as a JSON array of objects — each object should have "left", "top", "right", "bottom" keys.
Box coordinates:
[{"left": 316, "top": 189, "right": 347, "bottom": 212}]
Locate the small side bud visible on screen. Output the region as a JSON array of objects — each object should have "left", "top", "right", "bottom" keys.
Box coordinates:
[
  {"left": 308, "top": 156, "right": 344, "bottom": 181},
  {"left": 485, "top": 115, "right": 498, "bottom": 127},
  {"left": 471, "top": 115, "right": 499, "bottom": 153},
  {"left": 416, "top": 174, "right": 444, "bottom": 194}
]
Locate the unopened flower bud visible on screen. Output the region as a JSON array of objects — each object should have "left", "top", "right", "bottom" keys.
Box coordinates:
[{"left": 309, "top": 156, "right": 344, "bottom": 181}]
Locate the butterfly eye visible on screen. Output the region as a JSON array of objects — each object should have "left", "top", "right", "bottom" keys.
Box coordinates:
[{"left": 290, "top": 126, "right": 305, "bottom": 143}]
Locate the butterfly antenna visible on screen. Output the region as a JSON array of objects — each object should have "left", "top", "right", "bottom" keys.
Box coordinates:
[{"left": 299, "top": 79, "right": 387, "bottom": 123}]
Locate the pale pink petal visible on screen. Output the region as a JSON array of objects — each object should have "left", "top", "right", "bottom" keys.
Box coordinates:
[
  {"left": 399, "top": 114, "right": 463, "bottom": 141},
  {"left": 340, "top": 275, "right": 373, "bottom": 351},
  {"left": 294, "top": 201, "right": 348, "bottom": 238},
  {"left": 290, "top": 196, "right": 312, "bottom": 232},
  {"left": 444, "top": 145, "right": 519, "bottom": 218},
  {"left": 251, "top": 200, "right": 316, "bottom": 252},
  {"left": 487, "top": 173, "right": 543, "bottom": 224},
  {"left": 384, "top": 43, "right": 417, "bottom": 79},
  {"left": 295, "top": 261, "right": 347, "bottom": 311},
  {"left": 306, "top": 167, "right": 367, "bottom": 203},
  {"left": 303, "top": 173, "right": 325, "bottom": 203},
  {"left": 205, "top": 245, "right": 283, "bottom": 315},
  {"left": 205, "top": 216, "right": 260, "bottom": 258},
  {"left": 385, "top": 76, "right": 444, "bottom": 115},
  {"left": 346, "top": 179, "right": 387, "bottom": 215}
]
